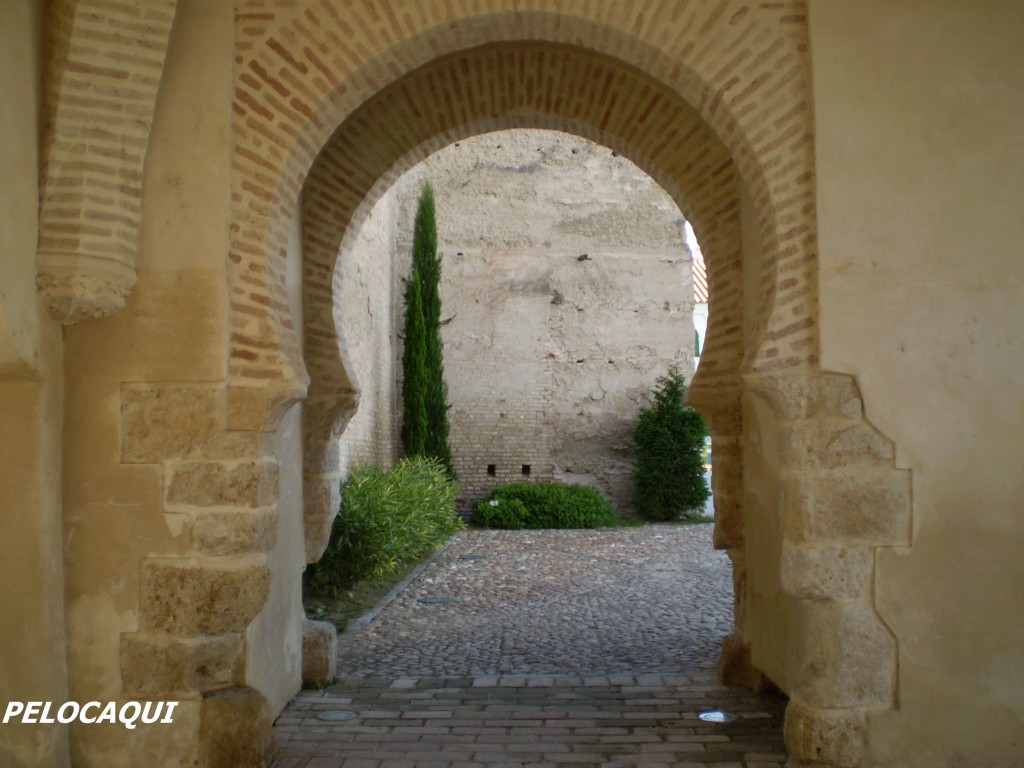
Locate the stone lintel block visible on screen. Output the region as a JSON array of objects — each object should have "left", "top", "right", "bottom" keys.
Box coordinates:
[
  {"left": 727, "top": 550, "right": 748, "bottom": 634},
  {"left": 782, "top": 468, "right": 911, "bottom": 546},
  {"left": 780, "top": 420, "right": 894, "bottom": 471},
  {"left": 709, "top": 440, "right": 741, "bottom": 493},
  {"left": 709, "top": 444, "right": 742, "bottom": 548},
  {"left": 784, "top": 699, "right": 869, "bottom": 768},
  {"left": 141, "top": 560, "right": 271, "bottom": 635},
  {"left": 709, "top": 440, "right": 741, "bottom": 502},
  {"left": 709, "top": 433, "right": 741, "bottom": 458},
  {"left": 746, "top": 371, "right": 863, "bottom": 422},
  {"left": 302, "top": 619, "right": 338, "bottom": 687},
  {"left": 227, "top": 381, "right": 306, "bottom": 433},
  {"left": 167, "top": 460, "right": 279, "bottom": 508},
  {"left": 200, "top": 685, "right": 275, "bottom": 768},
  {"left": 303, "top": 436, "right": 341, "bottom": 474},
  {"left": 781, "top": 544, "right": 873, "bottom": 601},
  {"left": 122, "top": 384, "right": 253, "bottom": 463},
  {"left": 303, "top": 390, "right": 359, "bottom": 436},
  {"left": 122, "top": 632, "right": 243, "bottom": 696},
  {"left": 796, "top": 602, "right": 895, "bottom": 709},
  {"left": 193, "top": 508, "right": 278, "bottom": 556},
  {"left": 304, "top": 475, "right": 340, "bottom": 564}
]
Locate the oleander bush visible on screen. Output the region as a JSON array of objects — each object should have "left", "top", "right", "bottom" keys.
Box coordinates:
[
  {"left": 304, "top": 456, "right": 464, "bottom": 596},
  {"left": 471, "top": 481, "right": 618, "bottom": 529},
  {"left": 633, "top": 364, "right": 710, "bottom": 521}
]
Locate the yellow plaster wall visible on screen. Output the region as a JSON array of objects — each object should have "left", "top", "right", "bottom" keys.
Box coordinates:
[
  {"left": 245, "top": 402, "right": 304, "bottom": 716},
  {"left": 60, "top": 1, "right": 236, "bottom": 762},
  {"left": 0, "top": 2, "right": 70, "bottom": 766},
  {"left": 812, "top": 2, "right": 1024, "bottom": 765},
  {"left": 737, "top": 178, "right": 798, "bottom": 692},
  {"left": 246, "top": 204, "right": 305, "bottom": 717},
  {"left": 0, "top": 0, "right": 52, "bottom": 378},
  {"left": 742, "top": 389, "right": 795, "bottom": 691}
]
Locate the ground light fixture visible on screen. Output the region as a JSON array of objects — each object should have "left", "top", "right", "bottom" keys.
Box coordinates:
[
  {"left": 316, "top": 710, "right": 359, "bottom": 722},
  {"left": 697, "top": 709, "right": 740, "bottom": 723}
]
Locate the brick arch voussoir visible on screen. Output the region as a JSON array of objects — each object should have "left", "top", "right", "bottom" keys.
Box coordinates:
[{"left": 230, "top": 1, "right": 816, "bottom": 406}]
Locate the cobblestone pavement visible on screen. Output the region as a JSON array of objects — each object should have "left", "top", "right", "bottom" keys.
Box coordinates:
[{"left": 273, "top": 524, "right": 788, "bottom": 767}]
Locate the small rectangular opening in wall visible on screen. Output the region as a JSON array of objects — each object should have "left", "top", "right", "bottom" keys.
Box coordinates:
[
  {"left": 487, "top": 464, "right": 496, "bottom": 476},
  {"left": 521, "top": 464, "right": 531, "bottom": 477}
]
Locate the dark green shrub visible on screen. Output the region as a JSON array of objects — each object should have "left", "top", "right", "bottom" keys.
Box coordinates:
[
  {"left": 304, "top": 456, "right": 464, "bottom": 596},
  {"left": 471, "top": 482, "right": 618, "bottom": 529},
  {"left": 633, "top": 364, "right": 710, "bottom": 521}
]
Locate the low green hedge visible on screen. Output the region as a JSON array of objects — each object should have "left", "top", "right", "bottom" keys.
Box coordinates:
[
  {"left": 471, "top": 481, "right": 618, "bottom": 529},
  {"left": 304, "top": 456, "right": 464, "bottom": 596}
]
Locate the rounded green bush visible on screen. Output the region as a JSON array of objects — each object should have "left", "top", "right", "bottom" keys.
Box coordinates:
[
  {"left": 471, "top": 481, "right": 618, "bottom": 529},
  {"left": 304, "top": 456, "right": 464, "bottom": 596}
]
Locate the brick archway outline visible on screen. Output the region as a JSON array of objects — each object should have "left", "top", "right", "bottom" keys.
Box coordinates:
[
  {"left": 25, "top": 3, "right": 915, "bottom": 765},
  {"left": 227, "top": 4, "right": 816, "bottom": 400},
  {"left": 299, "top": 42, "right": 747, "bottom": 567},
  {"left": 145, "top": 4, "right": 911, "bottom": 766}
]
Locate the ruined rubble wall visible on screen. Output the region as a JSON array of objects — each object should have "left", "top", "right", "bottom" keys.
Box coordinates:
[{"left": 380, "top": 130, "right": 694, "bottom": 511}]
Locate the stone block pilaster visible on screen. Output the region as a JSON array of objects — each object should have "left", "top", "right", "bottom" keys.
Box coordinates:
[
  {"left": 200, "top": 686, "right": 275, "bottom": 768},
  {"left": 750, "top": 371, "right": 912, "bottom": 768},
  {"left": 785, "top": 699, "right": 870, "bottom": 768},
  {"left": 117, "top": 380, "right": 285, "bottom": 764}
]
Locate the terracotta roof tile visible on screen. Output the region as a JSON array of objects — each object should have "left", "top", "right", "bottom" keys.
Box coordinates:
[{"left": 693, "top": 252, "right": 708, "bottom": 304}]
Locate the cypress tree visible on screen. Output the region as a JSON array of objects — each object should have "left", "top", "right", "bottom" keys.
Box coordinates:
[
  {"left": 400, "top": 272, "right": 428, "bottom": 457},
  {"left": 401, "top": 183, "right": 454, "bottom": 474}
]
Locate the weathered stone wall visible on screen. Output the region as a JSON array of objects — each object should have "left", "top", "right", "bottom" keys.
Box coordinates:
[
  {"left": 388, "top": 130, "right": 694, "bottom": 511},
  {"left": 0, "top": 3, "right": 70, "bottom": 766},
  {"left": 336, "top": 192, "right": 400, "bottom": 474}
]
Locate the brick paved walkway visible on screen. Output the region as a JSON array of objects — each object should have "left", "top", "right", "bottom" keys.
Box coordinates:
[{"left": 273, "top": 526, "right": 789, "bottom": 767}]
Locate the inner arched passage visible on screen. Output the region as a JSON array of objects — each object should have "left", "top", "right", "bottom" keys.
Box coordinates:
[
  {"left": 300, "top": 43, "right": 748, "bottom": 569},
  {"left": 293, "top": 32, "right": 798, "bottom": 738}
]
